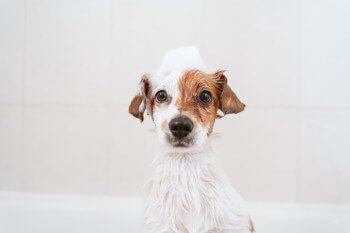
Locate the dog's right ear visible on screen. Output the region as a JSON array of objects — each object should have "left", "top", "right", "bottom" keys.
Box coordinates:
[{"left": 128, "top": 75, "right": 151, "bottom": 122}]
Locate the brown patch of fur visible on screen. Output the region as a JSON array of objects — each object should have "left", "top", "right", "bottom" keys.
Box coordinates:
[
  {"left": 129, "top": 95, "right": 144, "bottom": 121},
  {"left": 149, "top": 97, "right": 155, "bottom": 120},
  {"left": 177, "top": 70, "right": 222, "bottom": 134},
  {"left": 128, "top": 75, "right": 151, "bottom": 122},
  {"left": 213, "top": 71, "right": 245, "bottom": 114},
  {"left": 176, "top": 70, "right": 245, "bottom": 135}
]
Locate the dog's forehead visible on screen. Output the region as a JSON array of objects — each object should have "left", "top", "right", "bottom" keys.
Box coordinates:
[{"left": 150, "top": 46, "right": 207, "bottom": 95}]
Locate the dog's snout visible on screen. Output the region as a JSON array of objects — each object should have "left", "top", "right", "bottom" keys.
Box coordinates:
[{"left": 169, "top": 116, "right": 193, "bottom": 139}]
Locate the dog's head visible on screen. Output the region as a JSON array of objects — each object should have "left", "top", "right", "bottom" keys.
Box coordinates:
[{"left": 128, "top": 47, "right": 245, "bottom": 151}]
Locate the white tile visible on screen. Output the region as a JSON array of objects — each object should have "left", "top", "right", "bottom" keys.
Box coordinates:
[
  {"left": 21, "top": 106, "right": 112, "bottom": 194},
  {"left": 112, "top": 0, "right": 202, "bottom": 103},
  {"left": 25, "top": 0, "right": 114, "bottom": 104},
  {"left": 0, "top": 0, "right": 25, "bottom": 103},
  {"left": 212, "top": 107, "right": 298, "bottom": 202},
  {"left": 300, "top": 0, "right": 350, "bottom": 107},
  {"left": 107, "top": 102, "right": 156, "bottom": 195},
  {"left": 0, "top": 106, "right": 23, "bottom": 190},
  {"left": 299, "top": 109, "right": 350, "bottom": 203},
  {"left": 201, "top": 0, "right": 299, "bottom": 107}
]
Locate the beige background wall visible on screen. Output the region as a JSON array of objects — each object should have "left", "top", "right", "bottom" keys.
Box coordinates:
[{"left": 0, "top": 0, "right": 349, "bottom": 203}]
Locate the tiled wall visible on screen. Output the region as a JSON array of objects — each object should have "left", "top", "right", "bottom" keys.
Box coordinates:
[{"left": 0, "top": 0, "right": 349, "bottom": 203}]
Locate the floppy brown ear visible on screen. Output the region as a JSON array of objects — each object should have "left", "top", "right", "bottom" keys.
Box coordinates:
[
  {"left": 214, "top": 71, "right": 245, "bottom": 115},
  {"left": 128, "top": 75, "right": 151, "bottom": 122}
]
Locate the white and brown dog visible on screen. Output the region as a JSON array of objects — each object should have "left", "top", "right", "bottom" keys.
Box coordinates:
[{"left": 129, "top": 47, "right": 254, "bottom": 233}]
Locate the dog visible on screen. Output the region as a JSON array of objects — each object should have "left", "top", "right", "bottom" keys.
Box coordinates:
[{"left": 129, "top": 47, "right": 254, "bottom": 233}]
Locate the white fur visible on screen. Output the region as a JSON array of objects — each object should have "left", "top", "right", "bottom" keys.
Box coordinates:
[
  {"left": 143, "top": 144, "right": 252, "bottom": 233},
  {"left": 141, "top": 47, "right": 252, "bottom": 233}
]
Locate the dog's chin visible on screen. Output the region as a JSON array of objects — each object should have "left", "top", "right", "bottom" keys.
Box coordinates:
[
  {"left": 169, "top": 140, "right": 193, "bottom": 149},
  {"left": 165, "top": 134, "right": 194, "bottom": 149},
  {"left": 158, "top": 132, "right": 208, "bottom": 153}
]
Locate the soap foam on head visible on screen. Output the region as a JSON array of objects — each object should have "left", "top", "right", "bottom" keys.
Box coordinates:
[{"left": 152, "top": 47, "right": 207, "bottom": 85}]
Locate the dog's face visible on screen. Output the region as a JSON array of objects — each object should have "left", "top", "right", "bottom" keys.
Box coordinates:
[{"left": 129, "top": 70, "right": 245, "bottom": 151}]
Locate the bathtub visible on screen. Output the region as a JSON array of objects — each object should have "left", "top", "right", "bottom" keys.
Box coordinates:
[{"left": 0, "top": 191, "right": 349, "bottom": 233}]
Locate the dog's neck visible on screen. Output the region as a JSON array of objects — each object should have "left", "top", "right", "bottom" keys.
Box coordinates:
[
  {"left": 151, "top": 142, "right": 220, "bottom": 176},
  {"left": 144, "top": 140, "right": 249, "bottom": 232}
]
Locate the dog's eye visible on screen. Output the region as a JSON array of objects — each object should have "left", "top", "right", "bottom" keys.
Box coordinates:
[
  {"left": 198, "top": 91, "right": 212, "bottom": 104},
  {"left": 155, "top": 90, "right": 167, "bottom": 103}
]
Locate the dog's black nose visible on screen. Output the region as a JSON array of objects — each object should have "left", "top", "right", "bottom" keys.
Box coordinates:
[{"left": 169, "top": 116, "right": 193, "bottom": 139}]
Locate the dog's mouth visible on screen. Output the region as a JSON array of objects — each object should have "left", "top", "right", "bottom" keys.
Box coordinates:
[
  {"left": 166, "top": 134, "right": 194, "bottom": 148},
  {"left": 173, "top": 142, "right": 188, "bottom": 147}
]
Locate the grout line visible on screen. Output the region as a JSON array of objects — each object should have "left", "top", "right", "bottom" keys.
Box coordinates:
[
  {"left": 0, "top": 102, "right": 126, "bottom": 107},
  {"left": 104, "top": 0, "right": 127, "bottom": 194},
  {"left": 240, "top": 105, "right": 350, "bottom": 110},
  {"left": 198, "top": 0, "right": 204, "bottom": 50},
  {"left": 105, "top": 0, "right": 115, "bottom": 195},
  {"left": 21, "top": 0, "right": 27, "bottom": 107},
  {"left": 20, "top": 0, "right": 28, "bottom": 171},
  {"left": 296, "top": 0, "right": 302, "bottom": 202},
  {"left": 1, "top": 102, "right": 350, "bottom": 110}
]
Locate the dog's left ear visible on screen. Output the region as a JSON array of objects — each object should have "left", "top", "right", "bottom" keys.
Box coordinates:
[
  {"left": 129, "top": 74, "right": 151, "bottom": 122},
  {"left": 214, "top": 70, "right": 245, "bottom": 115}
]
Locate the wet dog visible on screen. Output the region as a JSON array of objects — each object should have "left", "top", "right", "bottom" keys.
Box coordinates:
[{"left": 129, "top": 47, "right": 254, "bottom": 233}]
